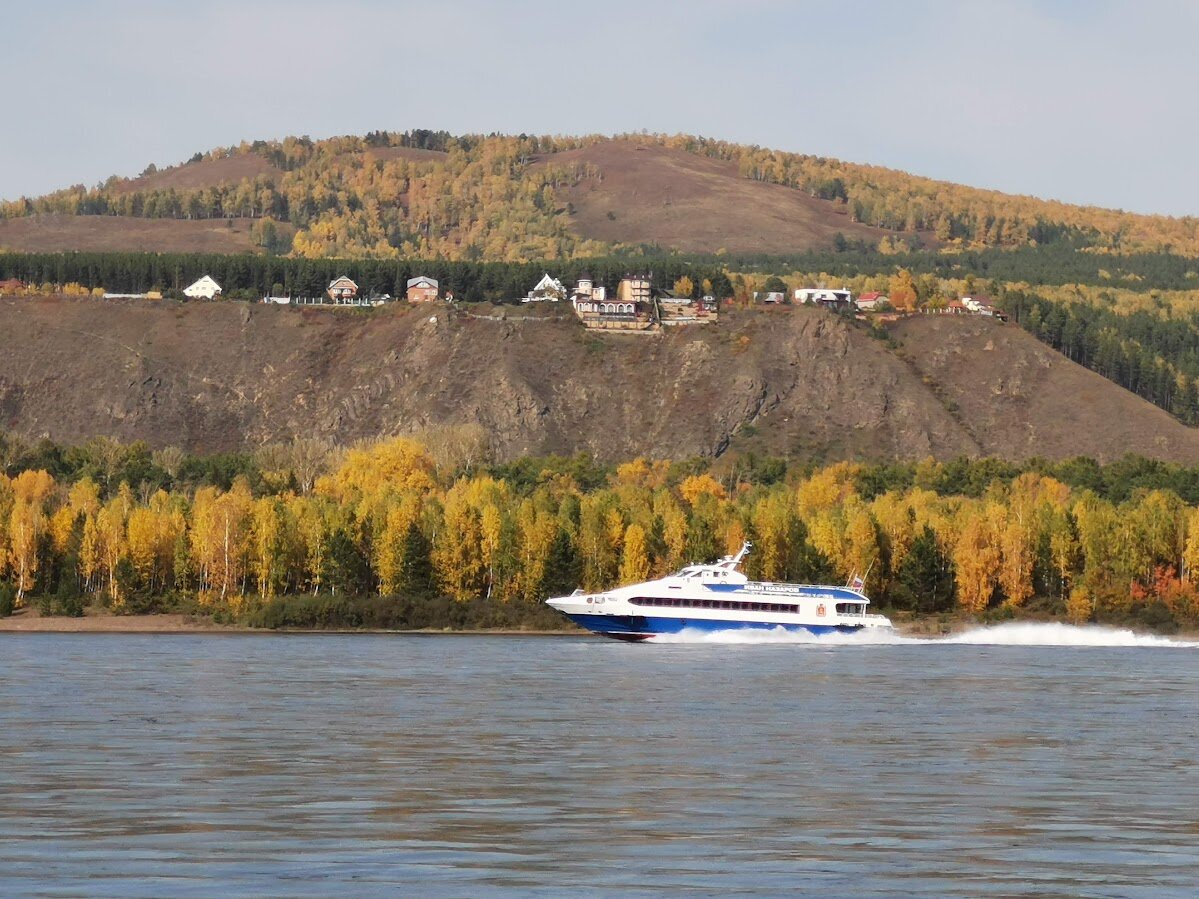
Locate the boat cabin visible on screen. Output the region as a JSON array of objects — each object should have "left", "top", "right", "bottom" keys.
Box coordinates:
[{"left": 672, "top": 565, "right": 748, "bottom": 586}]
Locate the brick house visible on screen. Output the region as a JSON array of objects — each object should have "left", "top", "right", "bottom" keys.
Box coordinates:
[
  {"left": 327, "top": 276, "right": 359, "bottom": 303},
  {"left": 407, "top": 276, "right": 439, "bottom": 303}
]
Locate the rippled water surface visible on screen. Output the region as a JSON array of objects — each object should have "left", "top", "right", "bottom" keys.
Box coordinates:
[{"left": 1, "top": 629, "right": 1198, "bottom": 896}]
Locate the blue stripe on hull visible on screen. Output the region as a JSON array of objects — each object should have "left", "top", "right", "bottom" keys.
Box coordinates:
[{"left": 564, "top": 613, "right": 862, "bottom": 640}]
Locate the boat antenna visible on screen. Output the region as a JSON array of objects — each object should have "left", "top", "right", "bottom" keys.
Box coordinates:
[{"left": 726, "top": 541, "right": 752, "bottom": 570}]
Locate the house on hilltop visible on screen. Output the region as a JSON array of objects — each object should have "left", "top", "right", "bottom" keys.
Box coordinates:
[
  {"left": 960, "top": 294, "right": 1008, "bottom": 321},
  {"left": 183, "top": 275, "right": 222, "bottom": 300},
  {"left": 795, "top": 287, "right": 853, "bottom": 309},
  {"left": 794, "top": 287, "right": 855, "bottom": 314},
  {"left": 754, "top": 291, "right": 786, "bottom": 304},
  {"left": 571, "top": 273, "right": 657, "bottom": 331},
  {"left": 658, "top": 288, "right": 719, "bottom": 325},
  {"left": 570, "top": 273, "right": 607, "bottom": 309},
  {"left": 617, "top": 273, "right": 652, "bottom": 306},
  {"left": 327, "top": 276, "right": 359, "bottom": 303},
  {"left": 856, "top": 291, "right": 888, "bottom": 311},
  {"left": 523, "top": 273, "right": 566, "bottom": 303},
  {"left": 407, "top": 276, "right": 439, "bottom": 303},
  {"left": 960, "top": 294, "right": 994, "bottom": 315}
]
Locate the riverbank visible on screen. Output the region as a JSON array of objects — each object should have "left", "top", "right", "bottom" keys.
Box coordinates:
[
  {"left": 0, "top": 607, "right": 580, "bottom": 635},
  {"left": 0, "top": 609, "right": 237, "bottom": 633}
]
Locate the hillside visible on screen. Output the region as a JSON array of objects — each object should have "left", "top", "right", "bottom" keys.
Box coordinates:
[
  {"left": 0, "top": 214, "right": 273, "bottom": 254},
  {"left": 5, "top": 131, "right": 1196, "bottom": 260},
  {"left": 536, "top": 142, "right": 892, "bottom": 254},
  {"left": 1, "top": 296, "right": 1196, "bottom": 464}
]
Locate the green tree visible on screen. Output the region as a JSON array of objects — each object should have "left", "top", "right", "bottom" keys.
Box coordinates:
[
  {"left": 541, "top": 529, "right": 581, "bottom": 598},
  {"left": 893, "top": 525, "right": 955, "bottom": 613}
]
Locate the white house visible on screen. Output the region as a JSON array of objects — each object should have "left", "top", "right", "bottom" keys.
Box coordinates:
[
  {"left": 960, "top": 295, "right": 995, "bottom": 315},
  {"left": 183, "top": 275, "right": 222, "bottom": 300},
  {"left": 523, "top": 273, "right": 567, "bottom": 303},
  {"left": 570, "top": 274, "right": 608, "bottom": 312},
  {"left": 754, "top": 291, "right": 786, "bottom": 304},
  {"left": 795, "top": 287, "right": 853, "bottom": 306}
]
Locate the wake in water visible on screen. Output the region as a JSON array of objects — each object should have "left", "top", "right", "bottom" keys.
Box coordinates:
[{"left": 649, "top": 621, "right": 1199, "bottom": 648}]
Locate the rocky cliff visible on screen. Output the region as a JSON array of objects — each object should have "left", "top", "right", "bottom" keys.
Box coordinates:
[{"left": 2, "top": 296, "right": 1196, "bottom": 463}]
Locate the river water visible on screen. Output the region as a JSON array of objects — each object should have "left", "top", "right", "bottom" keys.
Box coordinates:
[{"left": 1, "top": 626, "right": 1197, "bottom": 897}]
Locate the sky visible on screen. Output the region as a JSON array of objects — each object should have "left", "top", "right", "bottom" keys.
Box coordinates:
[{"left": 3, "top": 0, "right": 1197, "bottom": 216}]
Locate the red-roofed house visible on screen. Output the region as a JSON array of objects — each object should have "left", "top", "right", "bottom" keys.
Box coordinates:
[{"left": 856, "top": 291, "right": 889, "bottom": 311}]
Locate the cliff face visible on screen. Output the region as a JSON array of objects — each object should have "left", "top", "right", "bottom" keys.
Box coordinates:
[{"left": 1, "top": 296, "right": 1196, "bottom": 464}]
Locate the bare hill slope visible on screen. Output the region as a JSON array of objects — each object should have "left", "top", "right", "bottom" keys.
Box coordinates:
[
  {"left": 112, "top": 155, "right": 281, "bottom": 195},
  {"left": 0, "top": 214, "right": 272, "bottom": 255},
  {"left": 1, "top": 297, "right": 1196, "bottom": 463},
  {"left": 539, "top": 142, "right": 897, "bottom": 254},
  {"left": 888, "top": 315, "right": 1199, "bottom": 462}
]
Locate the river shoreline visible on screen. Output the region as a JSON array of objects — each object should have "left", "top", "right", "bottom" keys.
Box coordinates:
[
  {"left": 2, "top": 607, "right": 1192, "bottom": 638},
  {"left": 0, "top": 608, "right": 581, "bottom": 635}
]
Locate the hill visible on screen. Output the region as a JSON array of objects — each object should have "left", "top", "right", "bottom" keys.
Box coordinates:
[
  {"left": 4, "top": 131, "right": 1196, "bottom": 260},
  {"left": 1, "top": 296, "right": 1196, "bottom": 464}
]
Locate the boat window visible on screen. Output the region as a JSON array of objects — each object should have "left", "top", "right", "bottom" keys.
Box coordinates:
[{"left": 625, "top": 597, "right": 808, "bottom": 616}]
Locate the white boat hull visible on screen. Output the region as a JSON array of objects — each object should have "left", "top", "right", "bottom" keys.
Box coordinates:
[{"left": 557, "top": 610, "right": 878, "bottom": 642}]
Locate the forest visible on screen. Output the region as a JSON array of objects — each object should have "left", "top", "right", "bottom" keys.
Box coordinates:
[
  {"left": 5, "top": 130, "right": 1199, "bottom": 258},
  {"left": 2, "top": 432, "right": 1199, "bottom": 634}
]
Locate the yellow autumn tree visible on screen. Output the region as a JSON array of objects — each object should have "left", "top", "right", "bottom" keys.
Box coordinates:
[
  {"left": 432, "top": 481, "right": 484, "bottom": 600},
  {"left": 887, "top": 268, "right": 918, "bottom": 310},
  {"left": 8, "top": 500, "right": 46, "bottom": 603},
  {"left": 952, "top": 504, "right": 1001, "bottom": 614},
  {"left": 796, "top": 462, "right": 860, "bottom": 520},
  {"left": 679, "top": 474, "right": 727, "bottom": 507},
  {"left": 190, "top": 481, "right": 253, "bottom": 603},
  {"left": 94, "top": 498, "right": 129, "bottom": 606},
  {"left": 752, "top": 493, "right": 797, "bottom": 582},
  {"left": 316, "top": 437, "right": 437, "bottom": 503},
  {"left": 513, "top": 498, "right": 559, "bottom": 601},
  {"left": 618, "top": 523, "right": 651, "bottom": 585},
  {"left": 249, "top": 497, "right": 287, "bottom": 600}
]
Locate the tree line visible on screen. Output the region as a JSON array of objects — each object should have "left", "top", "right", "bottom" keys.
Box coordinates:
[
  {"left": 717, "top": 243, "right": 1199, "bottom": 293},
  {"left": 3, "top": 433, "right": 1199, "bottom": 633},
  {"left": 0, "top": 252, "right": 731, "bottom": 302}
]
